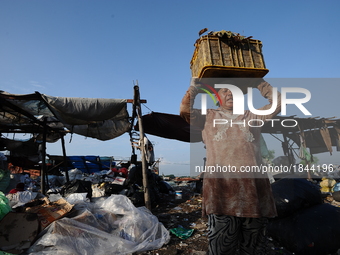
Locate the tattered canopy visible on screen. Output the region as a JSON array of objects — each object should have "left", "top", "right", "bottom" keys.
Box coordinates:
[
  {"left": 0, "top": 91, "right": 131, "bottom": 143},
  {"left": 41, "top": 95, "right": 130, "bottom": 141}
]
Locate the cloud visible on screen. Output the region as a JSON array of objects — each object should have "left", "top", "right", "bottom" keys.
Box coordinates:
[
  {"left": 159, "top": 158, "right": 190, "bottom": 166},
  {"left": 29, "top": 80, "right": 45, "bottom": 89}
]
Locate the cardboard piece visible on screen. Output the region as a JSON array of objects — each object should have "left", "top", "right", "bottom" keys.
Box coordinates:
[{"left": 26, "top": 198, "right": 73, "bottom": 229}]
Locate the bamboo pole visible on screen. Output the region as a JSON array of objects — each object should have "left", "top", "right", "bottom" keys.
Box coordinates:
[
  {"left": 61, "top": 136, "right": 70, "bottom": 183},
  {"left": 41, "top": 117, "right": 47, "bottom": 195},
  {"left": 133, "top": 85, "right": 151, "bottom": 210}
]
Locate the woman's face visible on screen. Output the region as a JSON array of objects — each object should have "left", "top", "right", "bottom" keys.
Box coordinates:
[{"left": 218, "top": 88, "right": 233, "bottom": 110}]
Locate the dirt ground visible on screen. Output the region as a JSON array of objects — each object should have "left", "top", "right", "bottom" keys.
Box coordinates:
[{"left": 135, "top": 186, "right": 294, "bottom": 255}]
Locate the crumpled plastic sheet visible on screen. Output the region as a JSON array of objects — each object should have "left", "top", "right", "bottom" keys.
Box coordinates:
[
  {"left": 27, "top": 194, "right": 170, "bottom": 255},
  {"left": 65, "top": 168, "right": 83, "bottom": 182},
  {"left": 6, "top": 191, "right": 38, "bottom": 208},
  {"left": 66, "top": 192, "right": 89, "bottom": 204}
]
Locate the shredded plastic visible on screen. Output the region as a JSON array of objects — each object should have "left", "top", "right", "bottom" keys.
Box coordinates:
[
  {"left": 0, "top": 191, "right": 11, "bottom": 220},
  {"left": 169, "top": 226, "right": 194, "bottom": 240},
  {"left": 27, "top": 194, "right": 170, "bottom": 255}
]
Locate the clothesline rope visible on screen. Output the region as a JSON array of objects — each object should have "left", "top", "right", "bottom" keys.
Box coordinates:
[{"left": 142, "top": 103, "right": 153, "bottom": 113}]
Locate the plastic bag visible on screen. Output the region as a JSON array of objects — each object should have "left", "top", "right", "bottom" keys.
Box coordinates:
[
  {"left": 0, "top": 191, "right": 11, "bottom": 220},
  {"left": 104, "top": 183, "right": 126, "bottom": 196},
  {"left": 65, "top": 168, "right": 84, "bottom": 181},
  {"left": 66, "top": 193, "right": 89, "bottom": 204},
  {"left": 333, "top": 182, "right": 340, "bottom": 192},
  {"left": 271, "top": 178, "right": 323, "bottom": 218},
  {"left": 46, "top": 175, "right": 66, "bottom": 188},
  {"left": 169, "top": 226, "right": 194, "bottom": 239},
  {"left": 6, "top": 190, "right": 38, "bottom": 208},
  {"left": 61, "top": 179, "right": 92, "bottom": 199},
  {"left": 28, "top": 195, "right": 170, "bottom": 255},
  {"left": 91, "top": 184, "right": 105, "bottom": 198},
  {"left": 267, "top": 203, "right": 340, "bottom": 255}
]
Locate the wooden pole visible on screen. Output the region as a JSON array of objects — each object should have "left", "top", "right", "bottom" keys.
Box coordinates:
[
  {"left": 41, "top": 117, "right": 47, "bottom": 195},
  {"left": 133, "top": 85, "right": 151, "bottom": 210},
  {"left": 282, "top": 133, "right": 294, "bottom": 174},
  {"left": 61, "top": 136, "right": 70, "bottom": 183},
  {"left": 298, "top": 125, "right": 312, "bottom": 180}
]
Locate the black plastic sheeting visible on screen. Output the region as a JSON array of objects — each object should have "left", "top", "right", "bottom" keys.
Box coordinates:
[
  {"left": 135, "top": 112, "right": 202, "bottom": 143},
  {"left": 271, "top": 178, "right": 323, "bottom": 218},
  {"left": 268, "top": 203, "right": 340, "bottom": 255},
  {"left": 61, "top": 180, "right": 93, "bottom": 199},
  {"left": 269, "top": 178, "right": 340, "bottom": 255}
]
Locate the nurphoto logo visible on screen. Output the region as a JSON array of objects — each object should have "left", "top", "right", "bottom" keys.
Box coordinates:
[{"left": 200, "top": 84, "right": 312, "bottom": 116}]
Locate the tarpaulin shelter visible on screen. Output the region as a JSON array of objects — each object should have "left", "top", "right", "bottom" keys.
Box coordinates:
[
  {"left": 137, "top": 112, "right": 340, "bottom": 169},
  {"left": 0, "top": 89, "right": 154, "bottom": 206},
  {"left": 0, "top": 91, "right": 130, "bottom": 141}
]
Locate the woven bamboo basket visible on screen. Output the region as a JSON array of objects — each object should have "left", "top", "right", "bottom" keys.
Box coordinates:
[{"left": 190, "top": 33, "right": 269, "bottom": 78}]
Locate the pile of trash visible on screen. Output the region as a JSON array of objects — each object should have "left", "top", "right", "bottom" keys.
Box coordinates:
[
  {"left": 4, "top": 161, "right": 340, "bottom": 255},
  {"left": 0, "top": 164, "right": 180, "bottom": 255},
  {"left": 28, "top": 195, "right": 170, "bottom": 255},
  {"left": 1, "top": 193, "right": 170, "bottom": 255},
  {"left": 138, "top": 177, "right": 340, "bottom": 255}
]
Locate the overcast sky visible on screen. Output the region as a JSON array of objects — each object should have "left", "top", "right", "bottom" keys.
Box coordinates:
[{"left": 1, "top": 0, "right": 340, "bottom": 176}]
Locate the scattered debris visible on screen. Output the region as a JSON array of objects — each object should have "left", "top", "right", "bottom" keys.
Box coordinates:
[
  {"left": 2, "top": 169, "right": 340, "bottom": 254},
  {"left": 0, "top": 212, "right": 39, "bottom": 254}
]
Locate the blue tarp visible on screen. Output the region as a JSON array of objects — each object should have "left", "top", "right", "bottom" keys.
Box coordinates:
[{"left": 67, "top": 156, "right": 115, "bottom": 173}]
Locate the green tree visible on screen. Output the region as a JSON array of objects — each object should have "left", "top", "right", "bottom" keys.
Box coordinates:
[
  {"left": 262, "top": 149, "right": 275, "bottom": 165},
  {"left": 267, "top": 150, "right": 275, "bottom": 162},
  {"left": 299, "top": 156, "right": 319, "bottom": 166}
]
